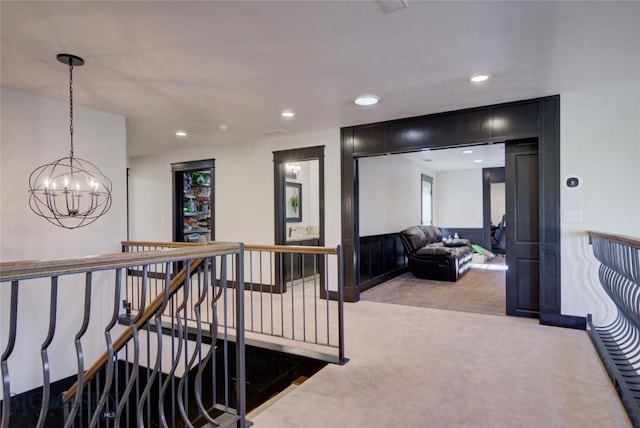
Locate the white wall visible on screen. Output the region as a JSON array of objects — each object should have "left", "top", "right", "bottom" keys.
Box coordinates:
[
  {"left": 560, "top": 84, "right": 640, "bottom": 324},
  {"left": 434, "top": 169, "right": 483, "bottom": 228},
  {"left": 129, "top": 129, "right": 341, "bottom": 247},
  {"left": 490, "top": 182, "right": 506, "bottom": 225},
  {"left": 0, "top": 88, "right": 127, "bottom": 394},
  {"left": 358, "top": 155, "right": 435, "bottom": 236}
]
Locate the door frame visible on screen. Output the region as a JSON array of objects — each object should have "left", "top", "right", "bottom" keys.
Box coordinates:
[
  {"left": 340, "top": 96, "right": 563, "bottom": 325},
  {"left": 273, "top": 146, "right": 326, "bottom": 293}
]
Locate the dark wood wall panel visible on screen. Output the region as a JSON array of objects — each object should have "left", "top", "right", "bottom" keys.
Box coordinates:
[
  {"left": 516, "top": 259, "right": 540, "bottom": 313},
  {"left": 539, "top": 97, "right": 561, "bottom": 314},
  {"left": 340, "top": 129, "right": 358, "bottom": 301},
  {"left": 490, "top": 102, "right": 539, "bottom": 138},
  {"left": 515, "top": 154, "right": 540, "bottom": 242},
  {"left": 359, "top": 233, "right": 407, "bottom": 292},
  {"left": 388, "top": 109, "right": 492, "bottom": 152},
  {"left": 353, "top": 123, "right": 388, "bottom": 156}
]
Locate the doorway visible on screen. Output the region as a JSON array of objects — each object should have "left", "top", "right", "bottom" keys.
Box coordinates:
[
  {"left": 358, "top": 145, "right": 508, "bottom": 316},
  {"left": 273, "top": 146, "right": 325, "bottom": 293},
  {"left": 340, "top": 96, "right": 562, "bottom": 324}
]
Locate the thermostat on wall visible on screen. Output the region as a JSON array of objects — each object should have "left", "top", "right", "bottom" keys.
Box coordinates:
[{"left": 565, "top": 176, "right": 581, "bottom": 189}]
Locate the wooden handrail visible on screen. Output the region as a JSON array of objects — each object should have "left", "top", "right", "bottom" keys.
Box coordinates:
[
  {"left": 62, "top": 258, "right": 205, "bottom": 403},
  {"left": 121, "top": 240, "right": 338, "bottom": 255},
  {"left": 244, "top": 244, "right": 337, "bottom": 255},
  {"left": 0, "top": 242, "right": 240, "bottom": 282},
  {"left": 588, "top": 231, "right": 640, "bottom": 248}
]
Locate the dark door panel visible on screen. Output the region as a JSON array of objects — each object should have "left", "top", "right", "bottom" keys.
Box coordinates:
[{"left": 506, "top": 139, "right": 540, "bottom": 317}]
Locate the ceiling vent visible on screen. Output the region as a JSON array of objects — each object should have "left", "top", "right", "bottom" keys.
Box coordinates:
[
  {"left": 378, "top": 0, "right": 408, "bottom": 14},
  {"left": 262, "top": 128, "right": 290, "bottom": 136}
]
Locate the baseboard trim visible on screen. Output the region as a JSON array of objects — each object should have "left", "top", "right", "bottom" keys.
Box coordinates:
[
  {"left": 540, "top": 313, "right": 587, "bottom": 330},
  {"left": 359, "top": 267, "right": 409, "bottom": 293}
]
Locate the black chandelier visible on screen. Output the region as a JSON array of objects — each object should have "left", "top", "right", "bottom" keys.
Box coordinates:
[{"left": 28, "top": 54, "right": 112, "bottom": 229}]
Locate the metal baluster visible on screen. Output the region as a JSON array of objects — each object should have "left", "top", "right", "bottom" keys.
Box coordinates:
[
  {"left": 36, "top": 277, "right": 58, "bottom": 428},
  {"left": 290, "top": 252, "right": 295, "bottom": 340},
  {"left": 325, "top": 254, "right": 330, "bottom": 346},
  {"left": 249, "top": 250, "right": 254, "bottom": 331},
  {"left": 116, "top": 265, "right": 148, "bottom": 426},
  {"left": 221, "top": 255, "right": 230, "bottom": 411},
  {"left": 1, "top": 281, "right": 19, "bottom": 428},
  {"left": 259, "top": 250, "right": 264, "bottom": 334},
  {"left": 64, "top": 273, "right": 93, "bottom": 428},
  {"left": 137, "top": 263, "right": 171, "bottom": 427},
  {"left": 313, "top": 256, "right": 318, "bottom": 344},
  {"left": 173, "top": 259, "right": 192, "bottom": 427},
  {"left": 159, "top": 268, "right": 182, "bottom": 428},
  {"left": 269, "top": 251, "right": 273, "bottom": 335},
  {"left": 180, "top": 259, "right": 213, "bottom": 425},
  {"left": 89, "top": 268, "right": 122, "bottom": 427},
  {"left": 195, "top": 257, "right": 221, "bottom": 425},
  {"left": 302, "top": 255, "right": 306, "bottom": 342},
  {"left": 210, "top": 256, "right": 218, "bottom": 411}
]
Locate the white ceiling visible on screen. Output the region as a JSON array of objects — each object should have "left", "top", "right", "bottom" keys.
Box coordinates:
[
  {"left": 401, "top": 143, "right": 505, "bottom": 171},
  {"left": 2, "top": 1, "right": 639, "bottom": 158}
]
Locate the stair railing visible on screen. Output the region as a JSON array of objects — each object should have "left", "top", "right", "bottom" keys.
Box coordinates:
[
  {"left": 122, "top": 241, "right": 347, "bottom": 365},
  {"left": 587, "top": 231, "right": 640, "bottom": 428},
  {"left": 0, "top": 242, "right": 246, "bottom": 428}
]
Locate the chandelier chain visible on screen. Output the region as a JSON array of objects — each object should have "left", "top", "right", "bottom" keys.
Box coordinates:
[{"left": 69, "top": 60, "right": 74, "bottom": 159}]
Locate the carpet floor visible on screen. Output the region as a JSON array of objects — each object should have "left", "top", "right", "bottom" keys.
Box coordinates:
[
  {"left": 251, "top": 301, "right": 631, "bottom": 427},
  {"left": 361, "top": 262, "right": 506, "bottom": 316}
]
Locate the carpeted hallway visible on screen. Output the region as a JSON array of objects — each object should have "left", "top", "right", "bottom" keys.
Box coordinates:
[
  {"left": 361, "top": 260, "right": 507, "bottom": 316},
  {"left": 250, "top": 301, "right": 631, "bottom": 427}
]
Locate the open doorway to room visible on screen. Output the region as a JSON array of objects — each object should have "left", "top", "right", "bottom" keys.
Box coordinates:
[
  {"left": 358, "top": 143, "right": 508, "bottom": 316},
  {"left": 273, "top": 146, "right": 325, "bottom": 294}
]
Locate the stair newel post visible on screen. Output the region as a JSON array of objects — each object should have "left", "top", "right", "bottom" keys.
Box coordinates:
[{"left": 235, "top": 243, "right": 247, "bottom": 427}]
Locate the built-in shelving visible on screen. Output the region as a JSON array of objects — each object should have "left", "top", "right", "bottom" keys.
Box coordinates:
[{"left": 172, "top": 160, "right": 215, "bottom": 242}]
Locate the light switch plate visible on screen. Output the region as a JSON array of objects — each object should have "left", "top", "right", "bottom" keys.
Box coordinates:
[{"left": 563, "top": 210, "right": 583, "bottom": 222}]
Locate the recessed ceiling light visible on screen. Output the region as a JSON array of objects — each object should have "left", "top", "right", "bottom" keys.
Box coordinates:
[
  {"left": 473, "top": 159, "right": 483, "bottom": 163},
  {"left": 353, "top": 95, "right": 381, "bottom": 106},
  {"left": 218, "top": 124, "right": 230, "bottom": 131},
  {"left": 470, "top": 74, "right": 489, "bottom": 83},
  {"left": 463, "top": 150, "right": 473, "bottom": 154},
  {"left": 281, "top": 111, "right": 295, "bottom": 118},
  {"left": 175, "top": 131, "right": 187, "bottom": 137}
]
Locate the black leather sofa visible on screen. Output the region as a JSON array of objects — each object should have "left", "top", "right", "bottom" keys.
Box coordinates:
[{"left": 399, "top": 225, "right": 473, "bottom": 281}]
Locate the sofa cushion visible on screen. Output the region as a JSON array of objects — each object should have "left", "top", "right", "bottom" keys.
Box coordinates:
[
  {"left": 401, "top": 226, "right": 427, "bottom": 252},
  {"left": 418, "top": 225, "right": 442, "bottom": 243},
  {"left": 415, "top": 246, "right": 451, "bottom": 256}
]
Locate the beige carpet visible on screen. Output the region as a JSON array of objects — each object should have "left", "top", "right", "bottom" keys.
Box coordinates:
[
  {"left": 361, "top": 264, "right": 506, "bottom": 316},
  {"left": 251, "top": 301, "right": 631, "bottom": 428}
]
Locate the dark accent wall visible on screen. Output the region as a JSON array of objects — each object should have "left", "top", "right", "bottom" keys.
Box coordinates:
[
  {"left": 340, "top": 96, "right": 561, "bottom": 321},
  {"left": 359, "top": 233, "right": 407, "bottom": 292},
  {"left": 439, "top": 228, "right": 485, "bottom": 246}
]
